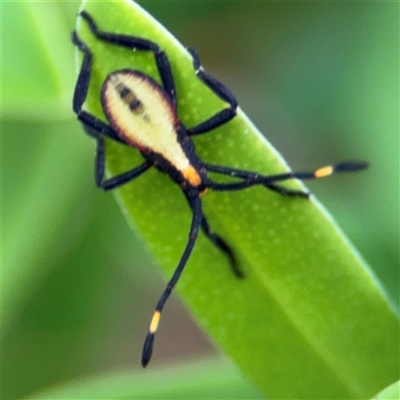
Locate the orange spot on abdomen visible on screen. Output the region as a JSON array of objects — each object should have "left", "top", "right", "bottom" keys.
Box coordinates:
[{"left": 183, "top": 165, "right": 202, "bottom": 187}]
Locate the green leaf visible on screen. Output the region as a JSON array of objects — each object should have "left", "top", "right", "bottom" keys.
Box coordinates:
[
  {"left": 25, "top": 358, "right": 263, "bottom": 399},
  {"left": 372, "top": 381, "right": 400, "bottom": 400},
  {"left": 74, "top": 1, "right": 399, "bottom": 398}
]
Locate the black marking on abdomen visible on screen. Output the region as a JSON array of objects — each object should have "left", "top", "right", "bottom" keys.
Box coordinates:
[
  {"left": 119, "top": 87, "right": 130, "bottom": 98},
  {"left": 129, "top": 99, "right": 141, "bottom": 110},
  {"left": 109, "top": 73, "right": 150, "bottom": 121},
  {"left": 117, "top": 85, "right": 144, "bottom": 114}
]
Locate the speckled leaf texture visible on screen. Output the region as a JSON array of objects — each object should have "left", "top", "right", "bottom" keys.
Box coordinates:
[{"left": 74, "top": 1, "right": 399, "bottom": 398}]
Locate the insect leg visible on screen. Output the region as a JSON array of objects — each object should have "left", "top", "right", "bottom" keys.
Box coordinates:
[
  {"left": 206, "top": 161, "right": 368, "bottom": 195},
  {"left": 182, "top": 191, "right": 242, "bottom": 277},
  {"left": 71, "top": 31, "right": 123, "bottom": 143},
  {"left": 78, "top": 11, "right": 177, "bottom": 107},
  {"left": 206, "top": 163, "right": 308, "bottom": 197},
  {"left": 141, "top": 194, "right": 202, "bottom": 367},
  {"left": 187, "top": 47, "right": 238, "bottom": 136},
  {"left": 200, "top": 214, "right": 243, "bottom": 277},
  {"left": 94, "top": 136, "right": 151, "bottom": 190}
]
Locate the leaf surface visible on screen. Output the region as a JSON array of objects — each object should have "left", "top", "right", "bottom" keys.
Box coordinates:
[{"left": 74, "top": 1, "right": 400, "bottom": 398}]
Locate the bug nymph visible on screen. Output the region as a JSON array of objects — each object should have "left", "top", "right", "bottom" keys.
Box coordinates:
[{"left": 71, "top": 11, "right": 367, "bottom": 367}]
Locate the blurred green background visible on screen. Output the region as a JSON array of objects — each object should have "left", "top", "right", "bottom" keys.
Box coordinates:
[{"left": 2, "top": 1, "right": 398, "bottom": 399}]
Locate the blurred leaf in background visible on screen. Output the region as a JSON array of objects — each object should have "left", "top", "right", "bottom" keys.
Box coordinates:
[{"left": 2, "top": 1, "right": 398, "bottom": 399}]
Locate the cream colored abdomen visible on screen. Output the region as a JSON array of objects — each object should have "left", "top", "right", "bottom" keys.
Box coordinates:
[{"left": 102, "top": 70, "right": 201, "bottom": 187}]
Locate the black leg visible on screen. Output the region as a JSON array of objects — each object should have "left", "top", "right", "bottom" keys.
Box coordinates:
[
  {"left": 182, "top": 191, "right": 242, "bottom": 277},
  {"left": 209, "top": 178, "right": 309, "bottom": 197},
  {"left": 72, "top": 30, "right": 124, "bottom": 144},
  {"left": 263, "top": 182, "right": 309, "bottom": 198},
  {"left": 79, "top": 11, "right": 177, "bottom": 107},
  {"left": 95, "top": 136, "right": 151, "bottom": 190},
  {"left": 205, "top": 163, "right": 308, "bottom": 197},
  {"left": 200, "top": 214, "right": 243, "bottom": 277},
  {"left": 79, "top": 111, "right": 125, "bottom": 144},
  {"left": 71, "top": 30, "right": 91, "bottom": 114},
  {"left": 205, "top": 161, "right": 368, "bottom": 195},
  {"left": 186, "top": 47, "right": 238, "bottom": 136},
  {"left": 141, "top": 194, "right": 202, "bottom": 367}
]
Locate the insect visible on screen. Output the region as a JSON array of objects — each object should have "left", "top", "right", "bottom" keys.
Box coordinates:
[{"left": 71, "top": 11, "right": 367, "bottom": 367}]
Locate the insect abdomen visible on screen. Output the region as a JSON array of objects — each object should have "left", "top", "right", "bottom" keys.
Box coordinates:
[{"left": 101, "top": 70, "right": 202, "bottom": 187}]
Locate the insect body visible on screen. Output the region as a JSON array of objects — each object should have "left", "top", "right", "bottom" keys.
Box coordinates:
[
  {"left": 102, "top": 69, "right": 205, "bottom": 189},
  {"left": 72, "top": 11, "right": 367, "bottom": 367}
]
